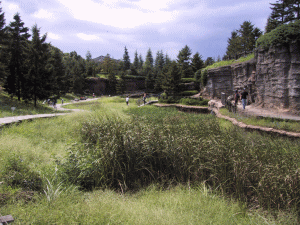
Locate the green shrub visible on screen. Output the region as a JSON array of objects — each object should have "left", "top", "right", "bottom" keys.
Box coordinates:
[
  {"left": 124, "top": 75, "right": 145, "bottom": 80},
  {"left": 181, "top": 78, "right": 195, "bottom": 83},
  {"left": 256, "top": 20, "right": 300, "bottom": 50},
  {"left": 158, "top": 96, "right": 180, "bottom": 104},
  {"left": 179, "top": 98, "right": 209, "bottom": 106},
  {"left": 180, "top": 90, "right": 199, "bottom": 96}
]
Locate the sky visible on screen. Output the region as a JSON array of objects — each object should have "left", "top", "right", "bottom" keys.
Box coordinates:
[{"left": 1, "top": 0, "right": 272, "bottom": 61}]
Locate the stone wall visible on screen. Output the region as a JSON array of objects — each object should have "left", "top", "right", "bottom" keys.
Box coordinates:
[
  {"left": 255, "top": 43, "right": 300, "bottom": 111},
  {"left": 206, "top": 66, "right": 234, "bottom": 99},
  {"left": 205, "top": 42, "right": 300, "bottom": 112}
]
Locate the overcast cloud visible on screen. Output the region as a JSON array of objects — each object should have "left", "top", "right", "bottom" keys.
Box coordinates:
[{"left": 1, "top": 0, "right": 272, "bottom": 61}]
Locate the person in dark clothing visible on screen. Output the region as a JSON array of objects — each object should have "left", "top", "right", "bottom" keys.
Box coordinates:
[
  {"left": 234, "top": 89, "right": 240, "bottom": 106},
  {"left": 240, "top": 88, "right": 248, "bottom": 109}
]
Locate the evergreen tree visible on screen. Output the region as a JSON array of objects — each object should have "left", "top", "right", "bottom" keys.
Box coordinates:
[
  {"left": 177, "top": 45, "right": 193, "bottom": 78},
  {"left": 191, "top": 52, "right": 204, "bottom": 73},
  {"left": 25, "top": 24, "right": 49, "bottom": 106},
  {"left": 270, "top": 0, "right": 294, "bottom": 24},
  {"left": 123, "top": 46, "right": 130, "bottom": 71},
  {"left": 154, "top": 50, "right": 165, "bottom": 92},
  {"left": 162, "top": 61, "right": 181, "bottom": 97},
  {"left": 133, "top": 50, "right": 139, "bottom": 70},
  {"left": 204, "top": 57, "right": 215, "bottom": 67},
  {"left": 239, "top": 21, "right": 262, "bottom": 55},
  {"left": 85, "top": 50, "right": 93, "bottom": 77},
  {"left": 0, "top": 1, "right": 7, "bottom": 83},
  {"left": 47, "top": 45, "right": 67, "bottom": 96},
  {"left": 138, "top": 54, "right": 144, "bottom": 70},
  {"left": 4, "top": 13, "right": 30, "bottom": 100},
  {"left": 143, "top": 48, "right": 154, "bottom": 90}
]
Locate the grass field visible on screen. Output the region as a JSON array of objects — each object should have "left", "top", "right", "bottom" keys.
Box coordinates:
[{"left": 0, "top": 96, "right": 299, "bottom": 224}]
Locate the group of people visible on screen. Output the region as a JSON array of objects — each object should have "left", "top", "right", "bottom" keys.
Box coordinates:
[
  {"left": 234, "top": 88, "right": 248, "bottom": 109},
  {"left": 125, "top": 93, "right": 147, "bottom": 106}
]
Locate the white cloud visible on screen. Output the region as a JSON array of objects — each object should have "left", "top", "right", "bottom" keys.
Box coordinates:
[
  {"left": 57, "top": 0, "right": 179, "bottom": 28},
  {"left": 48, "top": 32, "right": 61, "bottom": 40},
  {"left": 77, "top": 33, "right": 101, "bottom": 41},
  {"left": 33, "top": 9, "right": 55, "bottom": 20},
  {"left": 7, "top": 3, "right": 20, "bottom": 11}
]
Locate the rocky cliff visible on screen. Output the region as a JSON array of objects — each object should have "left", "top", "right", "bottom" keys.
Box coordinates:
[
  {"left": 255, "top": 42, "right": 300, "bottom": 111},
  {"left": 205, "top": 42, "right": 300, "bottom": 112}
]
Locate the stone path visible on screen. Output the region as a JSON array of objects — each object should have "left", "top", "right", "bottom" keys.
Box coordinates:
[
  {"left": 209, "top": 100, "right": 300, "bottom": 138},
  {"left": 0, "top": 98, "right": 100, "bottom": 127}
]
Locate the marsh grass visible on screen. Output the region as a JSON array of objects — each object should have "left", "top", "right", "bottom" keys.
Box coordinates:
[
  {"left": 220, "top": 108, "right": 300, "bottom": 132},
  {"left": 1, "top": 97, "right": 300, "bottom": 224},
  {"left": 59, "top": 104, "right": 300, "bottom": 217}
]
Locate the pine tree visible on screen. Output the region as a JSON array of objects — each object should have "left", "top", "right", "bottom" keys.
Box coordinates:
[
  {"left": 0, "top": 1, "right": 7, "bottom": 83},
  {"left": 154, "top": 50, "right": 165, "bottom": 92},
  {"left": 177, "top": 45, "right": 193, "bottom": 78},
  {"left": 85, "top": 50, "right": 93, "bottom": 77},
  {"left": 143, "top": 48, "right": 154, "bottom": 90},
  {"left": 25, "top": 24, "right": 49, "bottom": 106},
  {"left": 138, "top": 54, "right": 144, "bottom": 70},
  {"left": 133, "top": 50, "right": 139, "bottom": 70},
  {"left": 4, "top": 13, "right": 30, "bottom": 100},
  {"left": 162, "top": 61, "right": 181, "bottom": 97},
  {"left": 123, "top": 46, "right": 130, "bottom": 71},
  {"left": 47, "top": 45, "right": 67, "bottom": 96},
  {"left": 191, "top": 52, "right": 204, "bottom": 73}
]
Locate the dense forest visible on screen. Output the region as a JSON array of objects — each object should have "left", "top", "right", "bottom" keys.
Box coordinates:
[{"left": 0, "top": 0, "right": 298, "bottom": 106}]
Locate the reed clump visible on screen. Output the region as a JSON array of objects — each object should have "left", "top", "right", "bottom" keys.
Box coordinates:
[{"left": 60, "top": 106, "right": 300, "bottom": 213}]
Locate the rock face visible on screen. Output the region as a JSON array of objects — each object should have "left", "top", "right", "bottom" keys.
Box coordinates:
[
  {"left": 206, "top": 66, "right": 233, "bottom": 99},
  {"left": 256, "top": 42, "right": 300, "bottom": 111},
  {"left": 205, "top": 42, "right": 300, "bottom": 112}
]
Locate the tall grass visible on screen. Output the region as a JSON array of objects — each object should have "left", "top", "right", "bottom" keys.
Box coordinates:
[{"left": 59, "top": 105, "right": 300, "bottom": 215}]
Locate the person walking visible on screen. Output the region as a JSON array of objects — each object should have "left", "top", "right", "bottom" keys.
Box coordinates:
[
  {"left": 240, "top": 88, "right": 248, "bottom": 110},
  {"left": 126, "top": 96, "right": 129, "bottom": 106},
  {"left": 61, "top": 99, "right": 64, "bottom": 105}
]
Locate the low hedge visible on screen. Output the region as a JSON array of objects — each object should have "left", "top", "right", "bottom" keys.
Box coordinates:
[
  {"left": 180, "top": 90, "right": 199, "bottom": 96},
  {"left": 181, "top": 78, "right": 195, "bottom": 83},
  {"left": 179, "top": 98, "right": 209, "bottom": 106}
]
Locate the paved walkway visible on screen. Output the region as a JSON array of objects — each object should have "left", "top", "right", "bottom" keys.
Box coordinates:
[{"left": 0, "top": 98, "right": 100, "bottom": 126}]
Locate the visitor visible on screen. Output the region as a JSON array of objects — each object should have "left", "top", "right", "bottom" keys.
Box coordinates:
[
  {"left": 61, "top": 99, "right": 64, "bottom": 104},
  {"left": 143, "top": 93, "right": 147, "bottom": 105},
  {"left": 240, "top": 88, "right": 248, "bottom": 110},
  {"left": 93, "top": 93, "right": 95, "bottom": 98},
  {"left": 126, "top": 96, "right": 129, "bottom": 106},
  {"left": 234, "top": 89, "right": 240, "bottom": 106}
]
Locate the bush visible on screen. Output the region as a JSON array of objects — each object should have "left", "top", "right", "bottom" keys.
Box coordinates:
[
  {"left": 256, "top": 20, "right": 300, "bottom": 50},
  {"left": 201, "top": 69, "right": 208, "bottom": 87},
  {"left": 181, "top": 78, "right": 195, "bottom": 83},
  {"left": 180, "top": 90, "right": 199, "bottom": 96},
  {"left": 179, "top": 98, "right": 209, "bottom": 106},
  {"left": 158, "top": 96, "right": 180, "bottom": 104}
]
